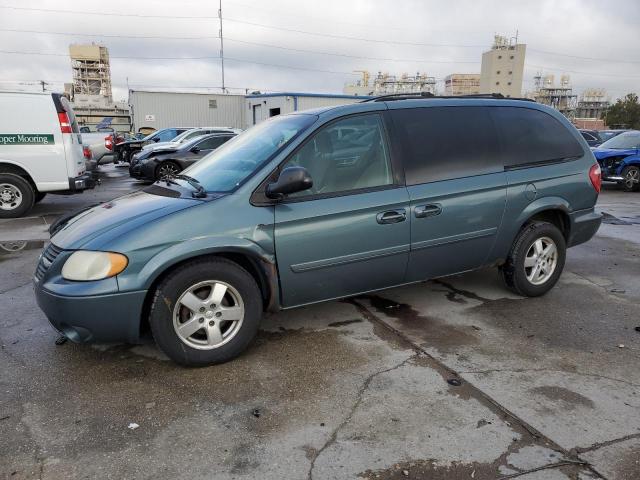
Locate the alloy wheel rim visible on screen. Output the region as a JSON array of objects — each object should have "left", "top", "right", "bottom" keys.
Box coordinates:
[
  {"left": 173, "top": 280, "right": 245, "bottom": 350},
  {"left": 0, "top": 183, "right": 22, "bottom": 211},
  {"left": 625, "top": 168, "right": 639, "bottom": 189},
  {"left": 524, "top": 236, "right": 558, "bottom": 286},
  {"left": 158, "top": 164, "right": 179, "bottom": 179}
]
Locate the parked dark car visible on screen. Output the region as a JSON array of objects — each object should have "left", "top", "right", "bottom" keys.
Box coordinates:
[
  {"left": 113, "top": 127, "right": 191, "bottom": 164},
  {"left": 592, "top": 130, "right": 640, "bottom": 191},
  {"left": 130, "top": 133, "right": 236, "bottom": 181},
  {"left": 598, "top": 129, "right": 629, "bottom": 143},
  {"left": 579, "top": 129, "right": 602, "bottom": 147},
  {"left": 34, "top": 96, "right": 602, "bottom": 366}
]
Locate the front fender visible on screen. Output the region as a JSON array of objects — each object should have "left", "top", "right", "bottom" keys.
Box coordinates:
[
  {"left": 617, "top": 154, "right": 640, "bottom": 174},
  {"left": 122, "top": 236, "right": 275, "bottom": 291},
  {"left": 117, "top": 236, "right": 279, "bottom": 309}
]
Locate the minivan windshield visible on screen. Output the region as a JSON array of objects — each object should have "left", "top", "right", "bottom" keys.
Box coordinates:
[
  {"left": 598, "top": 131, "right": 640, "bottom": 149},
  {"left": 183, "top": 114, "right": 317, "bottom": 192}
]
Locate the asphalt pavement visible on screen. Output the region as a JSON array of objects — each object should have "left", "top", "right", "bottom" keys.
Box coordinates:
[{"left": 1, "top": 165, "right": 638, "bottom": 479}]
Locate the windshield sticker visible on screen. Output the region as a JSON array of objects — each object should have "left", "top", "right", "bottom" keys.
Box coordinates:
[{"left": 0, "top": 134, "right": 55, "bottom": 145}]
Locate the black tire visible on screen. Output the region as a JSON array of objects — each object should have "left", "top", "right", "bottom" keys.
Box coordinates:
[
  {"left": 500, "top": 221, "right": 566, "bottom": 297},
  {"left": 34, "top": 192, "right": 47, "bottom": 203},
  {"left": 0, "top": 173, "right": 35, "bottom": 219},
  {"left": 621, "top": 166, "right": 640, "bottom": 192},
  {"left": 155, "top": 161, "right": 182, "bottom": 181},
  {"left": 149, "top": 257, "right": 262, "bottom": 366}
]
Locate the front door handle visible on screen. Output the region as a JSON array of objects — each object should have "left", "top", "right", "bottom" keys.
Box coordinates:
[
  {"left": 414, "top": 204, "right": 442, "bottom": 218},
  {"left": 376, "top": 209, "right": 407, "bottom": 224}
]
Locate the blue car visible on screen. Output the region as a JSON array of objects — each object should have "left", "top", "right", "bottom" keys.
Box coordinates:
[{"left": 592, "top": 130, "right": 640, "bottom": 191}]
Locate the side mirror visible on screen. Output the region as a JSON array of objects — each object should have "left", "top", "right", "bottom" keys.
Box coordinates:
[
  {"left": 190, "top": 146, "right": 200, "bottom": 154},
  {"left": 266, "top": 166, "right": 313, "bottom": 199},
  {"left": 153, "top": 137, "right": 160, "bottom": 142}
]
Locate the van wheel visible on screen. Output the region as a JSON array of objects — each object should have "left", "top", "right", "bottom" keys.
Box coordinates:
[
  {"left": 35, "top": 192, "right": 47, "bottom": 203},
  {"left": 149, "top": 258, "right": 262, "bottom": 366},
  {"left": 0, "top": 174, "right": 35, "bottom": 218},
  {"left": 156, "top": 161, "right": 181, "bottom": 180},
  {"left": 501, "top": 221, "right": 566, "bottom": 297},
  {"left": 621, "top": 166, "right": 640, "bottom": 192}
]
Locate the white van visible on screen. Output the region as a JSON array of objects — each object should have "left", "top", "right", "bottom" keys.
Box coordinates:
[{"left": 0, "top": 91, "right": 94, "bottom": 218}]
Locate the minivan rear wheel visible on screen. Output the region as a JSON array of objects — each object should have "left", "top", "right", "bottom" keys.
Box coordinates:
[
  {"left": 501, "top": 221, "right": 566, "bottom": 297},
  {"left": 148, "top": 257, "right": 262, "bottom": 366},
  {"left": 0, "top": 173, "right": 35, "bottom": 218}
]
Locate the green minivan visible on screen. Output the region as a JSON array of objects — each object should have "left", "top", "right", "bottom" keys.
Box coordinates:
[{"left": 34, "top": 95, "right": 602, "bottom": 366}]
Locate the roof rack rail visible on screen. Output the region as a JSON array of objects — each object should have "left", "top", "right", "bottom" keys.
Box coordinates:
[
  {"left": 360, "top": 92, "right": 435, "bottom": 103},
  {"left": 361, "top": 92, "right": 536, "bottom": 103}
]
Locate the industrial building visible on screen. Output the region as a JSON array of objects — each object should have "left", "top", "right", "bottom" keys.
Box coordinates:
[
  {"left": 68, "top": 44, "right": 112, "bottom": 104},
  {"left": 479, "top": 35, "right": 526, "bottom": 98},
  {"left": 531, "top": 74, "right": 578, "bottom": 119},
  {"left": 129, "top": 91, "right": 246, "bottom": 131},
  {"left": 128, "top": 90, "right": 369, "bottom": 131},
  {"left": 576, "top": 88, "right": 610, "bottom": 120},
  {"left": 343, "top": 71, "right": 436, "bottom": 96},
  {"left": 64, "top": 44, "right": 131, "bottom": 132},
  {"left": 444, "top": 74, "right": 481, "bottom": 96},
  {"left": 245, "top": 92, "right": 369, "bottom": 126}
]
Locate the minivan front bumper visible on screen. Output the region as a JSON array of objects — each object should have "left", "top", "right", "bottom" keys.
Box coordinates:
[
  {"left": 33, "top": 243, "right": 146, "bottom": 343},
  {"left": 34, "top": 285, "right": 146, "bottom": 344}
]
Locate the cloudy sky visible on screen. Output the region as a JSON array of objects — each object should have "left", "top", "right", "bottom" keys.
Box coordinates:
[{"left": 1, "top": 0, "right": 639, "bottom": 102}]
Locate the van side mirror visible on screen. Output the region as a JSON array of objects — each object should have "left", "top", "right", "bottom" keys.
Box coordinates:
[{"left": 266, "top": 166, "right": 313, "bottom": 199}]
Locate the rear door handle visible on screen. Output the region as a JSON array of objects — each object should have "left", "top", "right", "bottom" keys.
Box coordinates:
[
  {"left": 414, "top": 204, "right": 442, "bottom": 218},
  {"left": 376, "top": 209, "right": 407, "bottom": 224}
]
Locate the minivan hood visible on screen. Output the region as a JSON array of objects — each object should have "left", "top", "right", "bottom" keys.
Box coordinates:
[{"left": 51, "top": 190, "right": 201, "bottom": 250}]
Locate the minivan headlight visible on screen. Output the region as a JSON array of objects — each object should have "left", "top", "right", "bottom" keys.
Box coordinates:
[{"left": 61, "top": 251, "right": 128, "bottom": 281}]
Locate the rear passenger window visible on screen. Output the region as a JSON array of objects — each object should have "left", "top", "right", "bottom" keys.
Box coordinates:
[
  {"left": 492, "top": 107, "right": 583, "bottom": 168},
  {"left": 390, "top": 106, "right": 501, "bottom": 185}
]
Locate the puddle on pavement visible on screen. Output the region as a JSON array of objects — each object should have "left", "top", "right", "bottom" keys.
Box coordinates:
[
  {"left": 601, "top": 212, "right": 640, "bottom": 225},
  {"left": 357, "top": 294, "right": 479, "bottom": 352},
  {"left": 530, "top": 386, "right": 595, "bottom": 410}
]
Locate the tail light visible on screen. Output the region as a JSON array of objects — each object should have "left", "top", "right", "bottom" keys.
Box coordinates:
[
  {"left": 105, "top": 135, "right": 113, "bottom": 151},
  {"left": 83, "top": 146, "right": 92, "bottom": 160},
  {"left": 58, "top": 112, "right": 72, "bottom": 134},
  {"left": 589, "top": 163, "right": 601, "bottom": 193}
]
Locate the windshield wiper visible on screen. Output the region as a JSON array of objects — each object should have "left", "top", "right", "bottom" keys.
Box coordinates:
[{"left": 175, "top": 174, "right": 207, "bottom": 198}]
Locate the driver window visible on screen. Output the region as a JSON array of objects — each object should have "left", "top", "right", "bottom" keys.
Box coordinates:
[{"left": 282, "top": 114, "right": 393, "bottom": 197}]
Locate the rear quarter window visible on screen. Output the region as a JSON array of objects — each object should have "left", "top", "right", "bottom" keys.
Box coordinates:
[
  {"left": 390, "top": 106, "right": 503, "bottom": 185},
  {"left": 491, "top": 107, "right": 584, "bottom": 168}
]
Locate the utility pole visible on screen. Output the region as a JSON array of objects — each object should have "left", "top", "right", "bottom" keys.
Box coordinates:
[
  {"left": 219, "top": 0, "right": 225, "bottom": 93},
  {"left": 39, "top": 80, "right": 47, "bottom": 92}
]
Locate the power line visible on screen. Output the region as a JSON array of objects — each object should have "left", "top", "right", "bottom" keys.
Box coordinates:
[
  {"left": 0, "top": 27, "right": 217, "bottom": 40},
  {"left": 0, "top": 4, "right": 217, "bottom": 19},
  {"left": 1, "top": 4, "right": 638, "bottom": 64},
  {"left": 0, "top": 49, "right": 361, "bottom": 75},
  {"left": 225, "top": 38, "right": 480, "bottom": 64}
]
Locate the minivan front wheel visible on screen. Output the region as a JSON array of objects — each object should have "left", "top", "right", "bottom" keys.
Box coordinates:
[
  {"left": 149, "top": 258, "right": 262, "bottom": 366},
  {"left": 501, "top": 221, "right": 566, "bottom": 297},
  {"left": 0, "top": 174, "right": 35, "bottom": 218}
]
